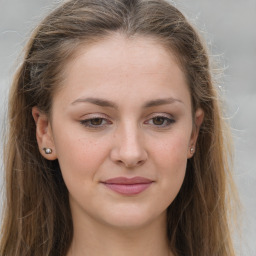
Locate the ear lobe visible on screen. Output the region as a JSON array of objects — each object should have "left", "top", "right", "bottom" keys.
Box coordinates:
[
  {"left": 32, "top": 107, "right": 57, "bottom": 160},
  {"left": 187, "top": 108, "right": 204, "bottom": 159}
]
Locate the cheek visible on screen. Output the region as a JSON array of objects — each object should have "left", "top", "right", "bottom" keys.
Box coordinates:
[
  {"left": 152, "top": 133, "right": 189, "bottom": 167},
  {"left": 53, "top": 127, "right": 110, "bottom": 183},
  {"left": 150, "top": 133, "right": 190, "bottom": 197}
]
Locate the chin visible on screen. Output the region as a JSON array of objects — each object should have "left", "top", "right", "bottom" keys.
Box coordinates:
[{"left": 99, "top": 206, "right": 166, "bottom": 230}]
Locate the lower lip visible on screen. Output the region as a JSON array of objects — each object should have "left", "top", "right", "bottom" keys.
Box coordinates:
[{"left": 103, "top": 183, "right": 152, "bottom": 195}]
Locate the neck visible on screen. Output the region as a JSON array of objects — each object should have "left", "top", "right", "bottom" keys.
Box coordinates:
[{"left": 67, "top": 211, "right": 173, "bottom": 256}]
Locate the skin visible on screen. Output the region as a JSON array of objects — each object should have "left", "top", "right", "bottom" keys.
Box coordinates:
[{"left": 32, "top": 34, "right": 204, "bottom": 256}]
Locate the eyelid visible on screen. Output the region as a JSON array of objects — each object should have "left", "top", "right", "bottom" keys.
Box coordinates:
[
  {"left": 144, "top": 113, "right": 175, "bottom": 127},
  {"left": 149, "top": 112, "right": 173, "bottom": 118},
  {"left": 79, "top": 113, "right": 113, "bottom": 128},
  {"left": 146, "top": 112, "right": 174, "bottom": 120},
  {"left": 79, "top": 112, "right": 175, "bottom": 129},
  {"left": 79, "top": 112, "right": 110, "bottom": 119}
]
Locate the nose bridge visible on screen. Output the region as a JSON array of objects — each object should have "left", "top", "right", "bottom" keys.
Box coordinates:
[
  {"left": 121, "top": 121, "right": 141, "bottom": 151},
  {"left": 111, "top": 118, "right": 147, "bottom": 168}
]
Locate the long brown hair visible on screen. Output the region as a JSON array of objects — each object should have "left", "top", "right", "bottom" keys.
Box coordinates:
[{"left": 1, "top": 0, "right": 238, "bottom": 255}]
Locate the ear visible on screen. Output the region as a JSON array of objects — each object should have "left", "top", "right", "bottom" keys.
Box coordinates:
[
  {"left": 32, "top": 107, "right": 57, "bottom": 160},
  {"left": 187, "top": 108, "right": 204, "bottom": 159}
]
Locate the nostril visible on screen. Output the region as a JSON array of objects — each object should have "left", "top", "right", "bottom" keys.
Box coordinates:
[
  {"left": 126, "top": 159, "right": 146, "bottom": 168},
  {"left": 137, "top": 159, "right": 145, "bottom": 166}
]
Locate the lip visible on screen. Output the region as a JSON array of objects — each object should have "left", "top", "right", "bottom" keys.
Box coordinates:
[{"left": 101, "top": 176, "right": 154, "bottom": 195}]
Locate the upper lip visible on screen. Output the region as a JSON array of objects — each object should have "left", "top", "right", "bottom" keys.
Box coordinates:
[{"left": 102, "top": 176, "right": 153, "bottom": 184}]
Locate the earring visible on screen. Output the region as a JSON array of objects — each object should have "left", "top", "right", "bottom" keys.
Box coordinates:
[
  {"left": 190, "top": 147, "right": 194, "bottom": 154},
  {"left": 43, "top": 148, "right": 52, "bottom": 154}
]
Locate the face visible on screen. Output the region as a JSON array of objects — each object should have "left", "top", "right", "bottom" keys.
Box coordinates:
[{"left": 33, "top": 34, "right": 203, "bottom": 230}]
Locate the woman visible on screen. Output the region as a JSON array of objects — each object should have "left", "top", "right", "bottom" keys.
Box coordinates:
[{"left": 0, "top": 0, "right": 238, "bottom": 255}]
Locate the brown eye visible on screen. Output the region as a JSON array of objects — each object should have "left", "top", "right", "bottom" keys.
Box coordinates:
[
  {"left": 152, "top": 117, "right": 165, "bottom": 125},
  {"left": 80, "top": 117, "right": 110, "bottom": 128},
  {"left": 90, "top": 118, "right": 103, "bottom": 125},
  {"left": 145, "top": 115, "right": 175, "bottom": 128}
]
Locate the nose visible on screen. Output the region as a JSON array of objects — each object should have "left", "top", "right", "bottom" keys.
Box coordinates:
[{"left": 110, "top": 124, "right": 148, "bottom": 168}]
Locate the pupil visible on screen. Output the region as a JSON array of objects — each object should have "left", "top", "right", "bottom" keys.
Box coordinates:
[
  {"left": 91, "top": 118, "right": 102, "bottom": 125},
  {"left": 153, "top": 117, "right": 164, "bottom": 125}
]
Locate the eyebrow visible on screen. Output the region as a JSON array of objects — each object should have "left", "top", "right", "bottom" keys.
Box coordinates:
[
  {"left": 142, "top": 97, "right": 183, "bottom": 108},
  {"left": 71, "top": 97, "right": 183, "bottom": 109},
  {"left": 71, "top": 97, "right": 118, "bottom": 109}
]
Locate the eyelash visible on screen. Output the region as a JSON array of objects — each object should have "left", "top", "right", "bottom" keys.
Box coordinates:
[
  {"left": 144, "top": 115, "right": 175, "bottom": 128},
  {"left": 80, "top": 117, "right": 111, "bottom": 128},
  {"left": 79, "top": 115, "right": 175, "bottom": 129}
]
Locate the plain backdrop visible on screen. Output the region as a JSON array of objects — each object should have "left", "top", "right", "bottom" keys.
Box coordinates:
[{"left": 0, "top": 0, "right": 255, "bottom": 255}]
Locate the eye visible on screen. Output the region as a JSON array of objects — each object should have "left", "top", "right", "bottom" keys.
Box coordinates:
[
  {"left": 90, "top": 118, "right": 104, "bottom": 126},
  {"left": 152, "top": 117, "right": 166, "bottom": 125},
  {"left": 80, "top": 117, "right": 111, "bottom": 128},
  {"left": 145, "top": 115, "right": 175, "bottom": 128}
]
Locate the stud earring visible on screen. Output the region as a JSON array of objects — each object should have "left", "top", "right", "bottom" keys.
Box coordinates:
[
  {"left": 190, "top": 147, "right": 194, "bottom": 154},
  {"left": 43, "top": 148, "right": 52, "bottom": 154}
]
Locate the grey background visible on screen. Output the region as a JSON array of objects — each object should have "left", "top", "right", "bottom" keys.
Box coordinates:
[{"left": 0, "top": 0, "right": 255, "bottom": 254}]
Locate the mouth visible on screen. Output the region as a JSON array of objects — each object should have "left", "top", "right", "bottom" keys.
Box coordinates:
[{"left": 101, "top": 176, "right": 154, "bottom": 195}]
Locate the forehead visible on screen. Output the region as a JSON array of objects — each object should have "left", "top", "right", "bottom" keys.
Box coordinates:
[
  {"left": 68, "top": 34, "right": 182, "bottom": 77},
  {"left": 55, "top": 33, "right": 191, "bottom": 108}
]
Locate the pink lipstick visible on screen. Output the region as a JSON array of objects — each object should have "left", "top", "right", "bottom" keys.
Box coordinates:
[{"left": 102, "top": 177, "right": 153, "bottom": 195}]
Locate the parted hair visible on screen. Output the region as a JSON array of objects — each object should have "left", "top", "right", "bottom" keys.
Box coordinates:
[{"left": 1, "top": 0, "right": 238, "bottom": 255}]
